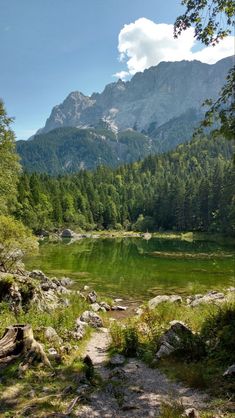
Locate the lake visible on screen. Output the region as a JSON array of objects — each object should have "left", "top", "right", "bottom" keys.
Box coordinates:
[{"left": 25, "top": 236, "right": 234, "bottom": 302}]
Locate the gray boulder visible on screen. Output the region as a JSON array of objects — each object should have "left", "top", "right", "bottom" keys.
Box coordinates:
[
  {"left": 156, "top": 321, "right": 193, "bottom": 359},
  {"left": 29, "top": 270, "right": 48, "bottom": 281},
  {"left": 87, "top": 291, "right": 97, "bottom": 303},
  {"left": 148, "top": 294, "right": 182, "bottom": 309},
  {"left": 80, "top": 311, "right": 103, "bottom": 328}
]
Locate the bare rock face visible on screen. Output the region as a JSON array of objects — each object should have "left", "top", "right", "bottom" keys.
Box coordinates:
[{"left": 39, "top": 57, "right": 233, "bottom": 135}]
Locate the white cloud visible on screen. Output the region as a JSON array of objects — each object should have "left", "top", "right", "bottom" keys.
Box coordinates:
[{"left": 114, "top": 18, "right": 234, "bottom": 79}]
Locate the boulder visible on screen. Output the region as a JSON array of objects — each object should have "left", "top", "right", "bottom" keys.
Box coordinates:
[
  {"left": 111, "top": 305, "right": 127, "bottom": 311},
  {"left": 223, "top": 364, "right": 235, "bottom": 377},
  {"left": 148, "top": 295, "right": 182, "bottom": 309},
  {"left": 156, "top": 321, "right": 193, "bottom": 359},
  {"left": 187, "top": 291, "right": 225, "bottom": 307},
  {"left": 87, "top": 291, "right": 97, "bottom": 303},
  {"left": 80, "top": 311, "right": 103, "bottom": 328},
  {"left": 61, "top": 229, "right": 75, "bottom": 238}
]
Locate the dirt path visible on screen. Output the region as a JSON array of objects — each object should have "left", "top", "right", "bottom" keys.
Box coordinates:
[{"left": 74, "top": 329, "right": 209, "bottom": 417}]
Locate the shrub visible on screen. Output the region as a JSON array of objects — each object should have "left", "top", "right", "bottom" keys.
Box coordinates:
[{"left": 0, "top": 215, "right": 38, "bottom": 272}]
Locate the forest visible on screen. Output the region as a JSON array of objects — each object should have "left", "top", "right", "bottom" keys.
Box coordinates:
[{"left": 15, "top": 135, "right": 234, "bottom": 235}]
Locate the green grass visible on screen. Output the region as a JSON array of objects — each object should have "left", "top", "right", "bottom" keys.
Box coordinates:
[{"left": 109, "top": 300, "right": 235, "bottom": 403}]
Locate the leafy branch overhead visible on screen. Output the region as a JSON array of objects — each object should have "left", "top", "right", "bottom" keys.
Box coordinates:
[
  {"left": 174, "top": 0, "right": 235, "bottom": 140},
  {"left": 174, "top": 0, "right": 235, "bottom": 46}
]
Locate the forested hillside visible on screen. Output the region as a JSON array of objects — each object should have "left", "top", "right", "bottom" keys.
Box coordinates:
[
  {"left": 15, "top": 135, "right": 234, "bottom": 234},
  {"left": 16, "top": 127, "right": 158, "bottom": 174}
]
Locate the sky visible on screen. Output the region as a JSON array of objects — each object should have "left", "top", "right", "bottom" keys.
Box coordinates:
[{"left": 0, "top": 0, "right": 234, "bottom": 140}]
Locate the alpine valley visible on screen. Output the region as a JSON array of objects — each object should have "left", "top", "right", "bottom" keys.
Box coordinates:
[{"left": 16, "top": 56, "right": 233, "bottom": 174}]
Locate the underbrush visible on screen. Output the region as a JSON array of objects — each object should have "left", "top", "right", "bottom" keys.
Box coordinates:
[{"left": 110, "top": 301, "right": 235, "bottom": 399}]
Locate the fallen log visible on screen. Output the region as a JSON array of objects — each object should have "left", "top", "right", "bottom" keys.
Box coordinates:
[{"left": 0, "top": 325, "right": 52, "bottom": 369}]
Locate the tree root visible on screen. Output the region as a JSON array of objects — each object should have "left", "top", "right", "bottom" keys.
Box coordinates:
[{"left": 0, "top": 325, "right": 52, "bottom": 373}]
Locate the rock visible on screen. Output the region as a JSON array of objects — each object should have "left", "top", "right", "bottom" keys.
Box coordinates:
[
  {"left": 111, "top": 305, "right": 127, "bottom": 311},
  {"left": 61, "top": 229, "right": 75, "bottom": 238},
  {"left": 48, "top": 348, "right": 62, "bottom": 364},
  {"left": 41, "top": 281, "right": 57, "bottom": 291},
  {"left": 29, "top": 270, "right": 48, "bottom": 281},
  {"left": 114, "top": 298, "right": 123, "bottom": 303},
  {"left": 91, "top": 303, "right": 101, "bottom": 312},
  {"left": 187, "top": 291, "right": 225, "bottom": 307},
  {"left": 110, "top": 354, "right": 126, "bottom": 366},
  {"left": 184, "top": 408, "right": 200, "bottom": 418},
  {"left": 156, "top": 321, "right": 193, "bottom": 359},
  {"left": 148, "top": 294, "right": 182, "bottom": 309},
  {"left": 80, "top": 311, "right": 103, "bottom": 328},
  {"left": 87, "top": 291, "right": 97, "bottom": 303},
  {"left": 135, "top": 307, "right": 144, "bottom": 316},
  {"left": 83, "top": 285, "right": 90, "bottom": 291},
  {"left": 109, "top": 368, "right": 126, "bottom": 381},
  {"left": 223, "top": 364, "right": 235, "bottom": 377},
  {"left": 100, "top": 301, "right": 111, "bottom": 311},
  {"left": 60, "top": 277, "right": 73, "bottom": 287},
  {"left": 57, "top": 285, "right": 70, "bottom": 294},
  {"left": 44, "top": 327, "right": 62, "bottom": 344},
  {"left": 70, "top": 331, "right": 85, "bottom": 341}
]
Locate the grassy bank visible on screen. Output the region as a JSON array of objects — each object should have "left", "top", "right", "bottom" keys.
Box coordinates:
[{"left": 110, "top": 300, "right": 235, "bottom": 410}]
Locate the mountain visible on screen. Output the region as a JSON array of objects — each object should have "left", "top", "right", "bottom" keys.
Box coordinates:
[
  {"left": 39, "top": 57, "right": 233, "bottom": 135},
  {"left": 17, "top": 127, "right": 158, "bottom": 174},
  {"left": 17, "top": 57, "right": 233, "bottom": 174}
]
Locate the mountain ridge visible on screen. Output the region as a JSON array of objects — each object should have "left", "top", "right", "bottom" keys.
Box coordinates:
[{"left": 38, "top": 56, "right": 233, "bottom": 136}]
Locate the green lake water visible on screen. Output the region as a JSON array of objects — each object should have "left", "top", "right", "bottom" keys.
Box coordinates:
[{"left": 25, "top": 237, "right": 235, "bottom": 302}]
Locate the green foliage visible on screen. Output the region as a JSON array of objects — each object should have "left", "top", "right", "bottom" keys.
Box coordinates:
[
  {"left": 174, "top": 1, "right": 235, "bottom": 46},
  {"left": 0, "top": 101, "right": 21, "bottom": 214},
  {"left": 174, "top": 1, "right": 235, "bottom": 141},
  {"left": 0, "top": 215, "right": 38, "bottom": 272},
  {"left": 200, "top": 303, "right": 235, "bottom": 363},
  {"left": 16, "top": 136, "right": 234, "bottom": 234},
  {"left": 159, "top": 400, "right": 184, "bottom": 418}
]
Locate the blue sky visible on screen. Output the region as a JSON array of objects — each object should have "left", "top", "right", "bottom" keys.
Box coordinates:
[{"left": 0, "top": 1, "right": 233, "bottom": 139}]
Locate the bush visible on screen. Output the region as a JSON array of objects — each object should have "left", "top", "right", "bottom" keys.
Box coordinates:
[{"left": 0, "top": 215, "right": 38, "bottom": 272}]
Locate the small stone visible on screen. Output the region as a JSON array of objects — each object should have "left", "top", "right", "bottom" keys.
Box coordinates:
[
  {"left": 84, "top": 285, "right": 90, "bottom": 291},
  {"left": 114, "top": 298, "right": 123, "bottom": 303},
  {"left": 100, "top": 301, "right": 111, "bottom": 311},
  {"left": 60, "top": 277, "right": 73, "bottom": 287},
  {"left": 111, "top": 305, "right": 127, "bottom": 311}
]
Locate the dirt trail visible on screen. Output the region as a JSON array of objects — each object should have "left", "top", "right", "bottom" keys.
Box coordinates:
[{"left": 74, "top": 329, "right": 209, "bottom": 417}]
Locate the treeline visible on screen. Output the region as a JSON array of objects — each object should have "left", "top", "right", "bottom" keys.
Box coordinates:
[{"left": 15, "top": 136, "right": 235, "bottom": 235}]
